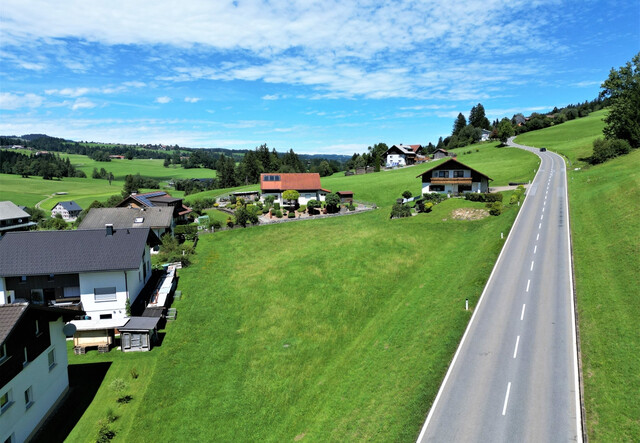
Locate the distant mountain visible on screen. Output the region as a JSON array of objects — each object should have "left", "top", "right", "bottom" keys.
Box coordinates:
[{"left": 21, "top": 133, "right": 53, "bottom": 141}]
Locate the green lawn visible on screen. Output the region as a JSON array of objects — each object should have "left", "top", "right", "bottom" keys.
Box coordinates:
[
  {"left": 516, "top": 112, "right": 640, "bottom": 441},
  {"left": 58, "top": 143, "right": 538, "bottom": 442}
]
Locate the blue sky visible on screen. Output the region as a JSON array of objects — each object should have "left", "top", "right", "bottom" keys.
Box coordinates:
[{"left": 1, "top": 0, "right": 638, "bottom": 154}]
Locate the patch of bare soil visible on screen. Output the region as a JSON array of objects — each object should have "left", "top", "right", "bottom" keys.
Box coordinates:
[{"left": 450, "top": 208, "right": 489, "bottom": 220}]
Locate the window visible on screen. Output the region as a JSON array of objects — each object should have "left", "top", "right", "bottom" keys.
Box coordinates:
[
  {"left": 20, "top": 276, "right": 27, "bottom": 284},
  {"left": 454, "top": 170, "right": 465, "bottom": 178},
  {"left": 430, "top": 185, "right": 445, "bottom": 192},
  {"left": 23, "top": 347, "right": 28, "bottom": 367},
  {"left": 30, "top": 289, "right": 44, "bottom": 304},
  {"left": 437, "top": 170, "right": 448, "bottom": 178},
  {"left": 35, "top": 320, "right": 40, "bottom": 336},
  {"left": 99, "top": 314, "right": 113, "bottom": 320},
  {"left": 24, "top": 386, "right": 33, "bottom": 409},
  {"left": 0, "top": 344, "right": 6, "bottom": 363},
  {"left": 48, "top": 274, "right": 54, "bottom": 282},
  {"left": 0, "top": 390, "right": 12, "bottom": 414},
  {"left": 48, "top": 349, "right": 56, "bottom": 370},
  {"left": 94, "top": 287, "right": 117, "bottom": 302}
]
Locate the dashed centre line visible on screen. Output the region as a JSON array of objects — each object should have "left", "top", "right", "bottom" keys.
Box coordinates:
[
  {"left": 521, "top": 304, "right": 526, "bottom": 320},
  {"left": 536, "top": 233, "right": 540, "bottom": 241},
  {"left": 539, "top": 223, "right": 542, "bottom": 229},
  {"left": 534, "top": 245, "right": 537, "bottom": 254},
  {"left": 513, "top": 336, "right": 520, "bottom": 358},
  {"left": 526, "top": 279, "right": 531, "bottom": 292},
  {"left": 530, "top": 261, "right": 534, "bottom": 271},
  {"left": 502, "top": 382, "right": 512, "bottom": 416},
  {"left": 541, "top": 214, "right": 544, "bottom": 220}
]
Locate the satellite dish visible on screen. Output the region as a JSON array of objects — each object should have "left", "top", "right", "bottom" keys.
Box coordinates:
[{"left": 62, "top": 323, "right": 77, "bottom": 337}]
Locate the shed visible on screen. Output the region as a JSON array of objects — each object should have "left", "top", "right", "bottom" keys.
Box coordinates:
[
  {"left": 119, "top": 316, "right": 160, "bottom": 352},
  {"left": 337, "top": 191, "right": 354, "bottom": 203}
]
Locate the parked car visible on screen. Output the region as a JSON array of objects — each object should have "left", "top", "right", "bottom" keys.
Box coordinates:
[{"left": 540, "top": 147, "right": 547, "bottom": 152}]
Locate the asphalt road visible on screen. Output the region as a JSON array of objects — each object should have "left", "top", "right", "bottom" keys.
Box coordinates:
[{"left": 416, "top": 138, "right": 582, "bottom": 442}]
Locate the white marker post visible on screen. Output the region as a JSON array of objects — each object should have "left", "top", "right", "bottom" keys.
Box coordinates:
[{"left": 465, "top": 298, "right": 469, "bottom": 311}]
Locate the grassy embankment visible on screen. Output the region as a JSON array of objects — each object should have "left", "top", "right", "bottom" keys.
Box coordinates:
[
  {"left": 62, "top": 142, "right": 538, "bottom": 442},
  {"left": 516, "top": 110, "right": 640, "bottom": 442}
]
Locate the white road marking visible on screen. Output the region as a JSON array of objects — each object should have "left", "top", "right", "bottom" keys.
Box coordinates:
[
  {"left": 513, "top": 336, "right": 520, "bottom": 358},
  {"left": 526, "top": 279, "right": 530, "bottom": 292},
  {"left": 541, "top": 214, "right": 544, "bottom": 220},
  {"left": 502, "top": 382, "right": 512, "bottom": 416},
  {"left": 536, "top": 233, "right": 539, "bottom": 241},
  {"left": 539, "top": 223, "right": 542, "bottom": 229},
  {"left": 521, "top": 304, "right": 526, "bottom": 320},
  {"left": 531, "top": 261, "right": 534, "bottom": 271},
  {"left": 542, "top": 207, "right": 545, "bottom": 212},
  {"left": 534, "top": 245, "right": 537, "bottom": 254}
]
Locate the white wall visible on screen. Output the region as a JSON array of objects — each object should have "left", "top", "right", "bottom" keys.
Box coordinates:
[
  {"left": 79, "top": 271, "right": 128, "bottom": 320},
  {"left": 0, "top": 318, "right": 69, "bottom": 443},
  {"left": 0, "top": 278, "right": 6, "bottom": 304},
  {"left": 386, "top": 154, "right": 406, "bottom": 167}
]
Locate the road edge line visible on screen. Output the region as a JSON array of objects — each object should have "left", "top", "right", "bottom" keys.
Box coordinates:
[{"left": 416, "top": 138, "right": 543, "bottom": 442}]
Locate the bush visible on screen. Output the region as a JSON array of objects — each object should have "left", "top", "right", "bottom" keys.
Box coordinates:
[
  {"left": 273, "top": 202, "right": 280, "bottom": 210},
  {"left": 346, "top": 203, "right": 356, "bottom": 211},
  {"left": 465, "top": 193, "right": 503, "bottom": 202},
  {"left": 262, "top": 208, "right": 269, "bottom": 214},
  {"left": 509, "top": 194, "right": 519, "bottom": 205},
  {"left": 211, "top": 220, "right": 222, "bottom": 230},
  {"left": 307, "top": 199, "right": 321, "bottom": 215},
  {"left": 590, "top": 138, "right": 631, "bottom": 164},
  {"left": 174, "top": 225, "right": 198, "bottom": 241},
  {"left": 390, "top": 202, "right": 411, "bottom": 219},
  {"left": 489, "top": 201, "right": 503, "bottom": 216},
  {"left": 97, "top": 421, "right": 116, "bottom": 442},
  {"left": 288, "top": 211, "right": 296, "bottom": 218},
  {"left": 421, "top": 193, "right": 447, "bottom": 203},
  {"left": 325, "top": 193, "right": 341, "bottom": 213},
  {"left": 226, "top": 217, "right": 234, "bottom": 228},
  {"left": 297, "top": 205, "right": 306, "bottom": 213},
  {"left": 402, "top": 190, "right": 413, "bottom": 199},
  {"left": 275, "top": 210, "right": 283, "bottom": 218}
]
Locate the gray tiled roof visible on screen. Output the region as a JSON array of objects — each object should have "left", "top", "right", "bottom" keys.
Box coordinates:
[
  {"left": 0, "top": 201, "right": 31, "bottom": 221},
  {"left": 78, "top": 207, "right": 173, "bottom": 230},
  {"left": 52, "top": 200, "right": 82, "bottom": 212},
  {"left": 0, "top": 228, "right": 151, "bottom": 277},
  {"left": 0, "top": 304, "right": 27, "bottom": 344}
]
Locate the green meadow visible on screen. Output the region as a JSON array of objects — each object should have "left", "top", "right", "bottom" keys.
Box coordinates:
[
  {"left": 515, "top": 113, "right": 640, "bottom": 441},
  {"left": 62, "top": 143, "right": 538, "bottom": 442}
]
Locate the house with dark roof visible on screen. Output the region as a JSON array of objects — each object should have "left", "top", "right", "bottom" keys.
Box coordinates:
[
  {"left": 432, "top": 148, "right": 449, "bottom": 160},
  {"left": 260, "top": 173, "right": 331, "bottom": 205},
  {"left": 0, "top": 227, "right": 157, "bottom": 329},
  {"left": 416, "top": 158, "right": 493, "bottom": 195},
  {"left": 117, "top": 191, "right": 192, "bottom": 223},
  {"left": 1, "top": 303, "right": 79, "bottom": 443},
  {"left": 383, "top": 144, "right": 422, "bottom": 167},
  {"left": 0, "top": 201, "right": 37, "bottom": 235},
  {"left": 50, "top": 201, "right": 82, "bottom": 222},
  {"left": 78, "top": 207, "right": 174, "bottom": 240}
]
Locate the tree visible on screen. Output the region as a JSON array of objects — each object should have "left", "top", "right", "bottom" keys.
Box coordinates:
[
  {"left": 318, "top": 160, "right": 333, "bottom": 177},
  {"left": 282, "top": 190, "right": 300, "bottom": 210},
  {"left": 234, "top": 206, "right": 258, "bottom": 227},
  {"left": 390, "top": 202, "right": 411, "bottom": 219},
  {"left": 307, "top": 199, "right": 321, "bottom": 215},
  {"left": 436, "top": 137, "right": 444, "bottom": 150},
  {"left": 600, "top": 53, "right": 640, "bottom": 148},
  {"left": 496, "top": 118, "right": 515, "bottom": 144},
  {"left": 402, "top": 190, "right": 413, "bottom": 199},
  {"left": 163, "top": 158, "right": 170, "bottom": 167},
  {"left": 452, "top": 113, "right": 467, "bottom": 136},
  {"left": 469, "top": 103, "right": 491, "bottom": 129},
  {"left": 325, "top": 193, "right": 341, "bottom": 213},
  {"left": 108, "top": 172, "right": 114, "bottom": 185},
  {"left": 457, "top": 125, "right": 482, "bottom": 146}
]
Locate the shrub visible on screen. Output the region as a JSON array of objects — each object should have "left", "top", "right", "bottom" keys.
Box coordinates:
[
  {"left": 273, "top": 202, "right": 280, "bottom": 210},
  {"left": 226, "top": 217, "right": 234, "bottom": 228},
  {"left": 402, "top": 190, "right": 413, "bottom": 199},
  {"left": 275, "top": 210, "right": 283, "bottom": 218},
  {"left": 421, "top": 193, "right": 447, "bottom": 203},
  {"left": 325, "top": 193, "right": 341, "bottom": 213},
  {"left": 288, "top": 211, "right": 296, "bottom": 218},
  {"left": 211, "top": 220, "right": 222, "bottom": 230},
  {"left": 489, "top": 201, "right": 503, "bottom": 216},
  {"left": 297, "top": 205, "right": 306, "bottom": 213},
  {"left": 109, "top": 378, "right": 127, "bottom": 393},
  {"left": 307, "top": 199, "right": 321, "bottom": 215},
  {"left": 465, "top": 193, "right": 503, "bottom": 203},
  {"left": 106, "top": 408, "right": 118, "bottom": 423},
  {"left": 262, "top": 208, "right": 269, "bottom": 214},
  {"left": 97, "top": 421, "right": 116, "bottom": 442},
  {"left": 509, "top": 194, "right": 519, "bottom": 205},
  {"left": 390, "top": 202, "right": 411, "bottom": 219},
  {"left": 347, "top": 203, "right": 356, "bottom": 211}
]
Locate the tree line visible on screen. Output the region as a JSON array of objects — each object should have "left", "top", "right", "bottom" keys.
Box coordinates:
[{"left": 0, "top": 150, "right": 83, "bottom": 179}]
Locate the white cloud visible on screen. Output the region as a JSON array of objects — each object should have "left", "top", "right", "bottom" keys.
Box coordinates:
[
  {"left": 184, "top": 97, "right": 201, "bottom": 103},
  {"left": 261, "top": 94, "right": 280, "bottom": 100},
  {"left": 0, "top": 92, "right": 43, "bottom": 110},
  {"left": 71, "top": 98, "right": 97, "bottom": 110},
  {"left": 155, "top": 96, "right": 172, "bottom": 104}
]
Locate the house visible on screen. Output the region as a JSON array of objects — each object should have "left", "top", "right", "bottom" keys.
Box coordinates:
[
  {"left": 118, "top": 191, "right": 192, "bottom": 223},
  {"left": 78, "top": 207, "right": 174, "bottom": 241},
  {"left": 416, "top": 158, "right": 493, "bottom": 195},
  {"left": 480, "top": 129, "right": 491, "bottom": 142},
  {"left": 108, "top": 155, "right": 125, "bottom": 159},
  {"left": 260, "top": 173, "right": 331, "bottom": 205},
  {"left": 0, "top": 303, "right": 80, "bottom": 443},
  {"left": 0, "top": 201, "right": 37, "bottom": 236},
  {"left": 336, "top": 191, "right": 354, "bottom": 204},
  {"left": 50, "top": 201, "right": 83, "bottom": 222},
  {"left": 383, "top": 144, "right": 422, "bottom": 167},
  {"left": 0, "top": 227, "right": 158, "bottom": 326},
  {"left": 119, "top": 316, "right": 161, "bottom": 352},
  {"left": 432, "top": 148, "right": 449, "bottom": 160}
]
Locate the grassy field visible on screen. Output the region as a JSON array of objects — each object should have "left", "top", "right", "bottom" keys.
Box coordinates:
[
  {"left": 60, "top": 142, "right": 538, "bottom": 442},
  {"left": 515, "top": 113, "right": 640, "bottom": 441}
]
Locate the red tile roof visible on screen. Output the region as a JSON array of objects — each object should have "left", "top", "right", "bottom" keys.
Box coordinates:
[{"left": 260, "top": 173, "right": 323, "bottom": 191}]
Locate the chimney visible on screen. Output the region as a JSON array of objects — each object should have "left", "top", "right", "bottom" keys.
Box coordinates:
[{"left": 106, "top": 224, "right": 114, "bottom": 236}]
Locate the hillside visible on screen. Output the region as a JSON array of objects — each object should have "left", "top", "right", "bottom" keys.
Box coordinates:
[{"left": 515, "top": 113, "right": 640, "bottom": 441}]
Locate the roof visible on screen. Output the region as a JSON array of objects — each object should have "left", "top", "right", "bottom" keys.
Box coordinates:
[
  {"left": 433, "top": 148, "right": 449, "bottom": 154},
  {"left": 128, "top": 191, "right": 171, "bottom": 207},
  {"left": 337, "top": 191, "right": 354, "bottom": 196},
  {"left": 52, "top": 200, "right": 82, "bottom": 212},
  {"left": 1, "top": 303, "right": 80, "bottom": 344},
  {"left": 119, "top": 316, "right": 161, "bottom": 331},
  {"left": 416, "top": 158, "right": 493, "bottom": 181},
  {"left": 387, "top": 145, "right": 418, "bottom": 155},
  {"left": 260, "top": 173, "right": 323, "bottom": 191},
  {"left": 0, "top": 201, "right": 31, "bottom": 221},
  {"left": 0, "top": 228, "right": 154, "bottom": 277},
  {"left": 78, "top": 207, "right": 173, "bottom": 230}
]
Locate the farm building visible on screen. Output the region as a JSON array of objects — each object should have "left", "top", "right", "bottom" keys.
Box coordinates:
[
  {"left": 432, "top": 148, "right": 449, "bottom": 160},
  {"left": 416, "top": 158, "right": 492, "bottom": 195},
  {"left": 337, "top": 191, "right": 354, "bottom": 203},
  {"left": 50, "top": 201, "right": 82, "bottom": 222},
  {"left": 260, "top": 173, "right": 331, "bottom": 205}
]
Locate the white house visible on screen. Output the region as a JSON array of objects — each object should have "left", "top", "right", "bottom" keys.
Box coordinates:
[
  {"left": 0, "top": 303, "right": 78, "bottom": 443},
  {"left": 416, "top": 158, "right": 492, "bottom": 195},
  {"left": 383, "top": 144, "right": 421, "bottom": 168},
  {"left": 480, "top": 129, "right": 492, "bottom": 141},
  {"left": 260, "top": 173, "right": 331, "bottom": 205},
  {"left": 0, "top": 227, "right": 157, "bottom": 325},
  {"left": 50, "top": 201, "right": 83, "bottom": 222}
]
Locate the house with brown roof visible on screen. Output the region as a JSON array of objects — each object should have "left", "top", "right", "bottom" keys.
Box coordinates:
[
  {"left": 416, "top": 158, "right": 492, "bottom": 195},
  {"left": 384, "top": 144, "right": 422, "bottom": 167},
  {"left": 260, "top": 173, "right": 331, "bottom": 205},
  {"left": 432, "top": 148, "right": 449, "bottom": 160},
  {"left": 118, "top": 191, "right": 192, "bottom": 223}
]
